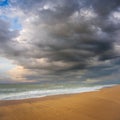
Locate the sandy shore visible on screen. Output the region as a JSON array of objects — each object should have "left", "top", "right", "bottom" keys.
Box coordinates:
[{"left": 0, "top": 85, "right": 120, "bottom": 120}]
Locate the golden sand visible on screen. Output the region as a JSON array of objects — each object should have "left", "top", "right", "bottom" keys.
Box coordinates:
[{"left": 0, "top": 85, "right": 120, "bottom": 120}]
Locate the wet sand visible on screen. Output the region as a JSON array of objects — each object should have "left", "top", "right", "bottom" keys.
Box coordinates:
[{"left": 0, "top": 85, "right": 120, "bottom": 120}]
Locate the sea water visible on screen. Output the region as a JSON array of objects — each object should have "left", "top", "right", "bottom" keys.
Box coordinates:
[{"left": 0, "top": 83, "right": 116, "bottom": 100}]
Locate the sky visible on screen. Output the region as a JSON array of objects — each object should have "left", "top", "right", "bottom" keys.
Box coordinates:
[{"left": 0, "top": 0, "right": 120, "bottom": 84}]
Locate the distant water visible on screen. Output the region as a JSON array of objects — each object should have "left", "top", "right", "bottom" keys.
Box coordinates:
[{"left": 0, "top": 83, "right": 117, "bottom": 100}]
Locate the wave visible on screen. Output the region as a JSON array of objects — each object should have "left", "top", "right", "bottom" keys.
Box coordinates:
[{"left": 0, "top": 84, "right": 116, "bottom": 100}]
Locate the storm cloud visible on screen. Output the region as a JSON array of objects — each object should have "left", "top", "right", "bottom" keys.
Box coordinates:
[{"left": 0, "top": 0, "right": 120, "bottom": 83}]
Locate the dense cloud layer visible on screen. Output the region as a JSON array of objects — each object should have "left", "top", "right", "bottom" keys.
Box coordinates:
[{"left": 0, "top": 0, "right": 120, "bottom": 83}]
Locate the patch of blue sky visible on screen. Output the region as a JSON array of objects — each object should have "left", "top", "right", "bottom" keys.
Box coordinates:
[
  {"left": 0, "top": 14, "right": 22, "bottom": 30},
  {"left": 0, "top": 0, "right": 9, "bottom": 7},
  {"left": 11, "top": 17, "right": 22, "bottom": 30}
]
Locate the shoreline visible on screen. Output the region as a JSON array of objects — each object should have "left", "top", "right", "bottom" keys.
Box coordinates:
[
  {"left": 0, "top": 84, "right": 117, "bottom": 102},
  {"left": 0, "top": 84, "right": 118, "bottom": 106},
  {"left": 0, "top": 85, "right": 120, "bottom": 120}
]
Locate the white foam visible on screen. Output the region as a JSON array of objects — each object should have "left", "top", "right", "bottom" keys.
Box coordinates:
[{"left": 0, "top": 84, "right": 117, "bottom": 100}]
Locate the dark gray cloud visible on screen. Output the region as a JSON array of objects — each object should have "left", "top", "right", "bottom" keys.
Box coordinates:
[
  {"left": 0, "top": 19, "right": 13, "bottom": 43},
  {"left": 0, "top": 0, "right": 120, "bottom": 83},
  {"left": 91, "top": 0, "right": 120, "bottom": 16},
  {"left": 0, "top": 19, "right": 19, "bottom": 57}
]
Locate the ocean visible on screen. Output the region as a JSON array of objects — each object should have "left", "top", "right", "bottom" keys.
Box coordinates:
[{"left": 0, "top": 83, "right": 116, "bottom": 100}]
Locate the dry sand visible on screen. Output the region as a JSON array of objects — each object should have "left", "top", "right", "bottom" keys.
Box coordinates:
[{"left": 0, "top": 85, "right": 120, "bottom": 120}]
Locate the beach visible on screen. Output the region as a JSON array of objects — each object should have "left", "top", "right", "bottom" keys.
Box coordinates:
[{"left": 0, "top": 85, "right": 120, "bottom": 120}]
